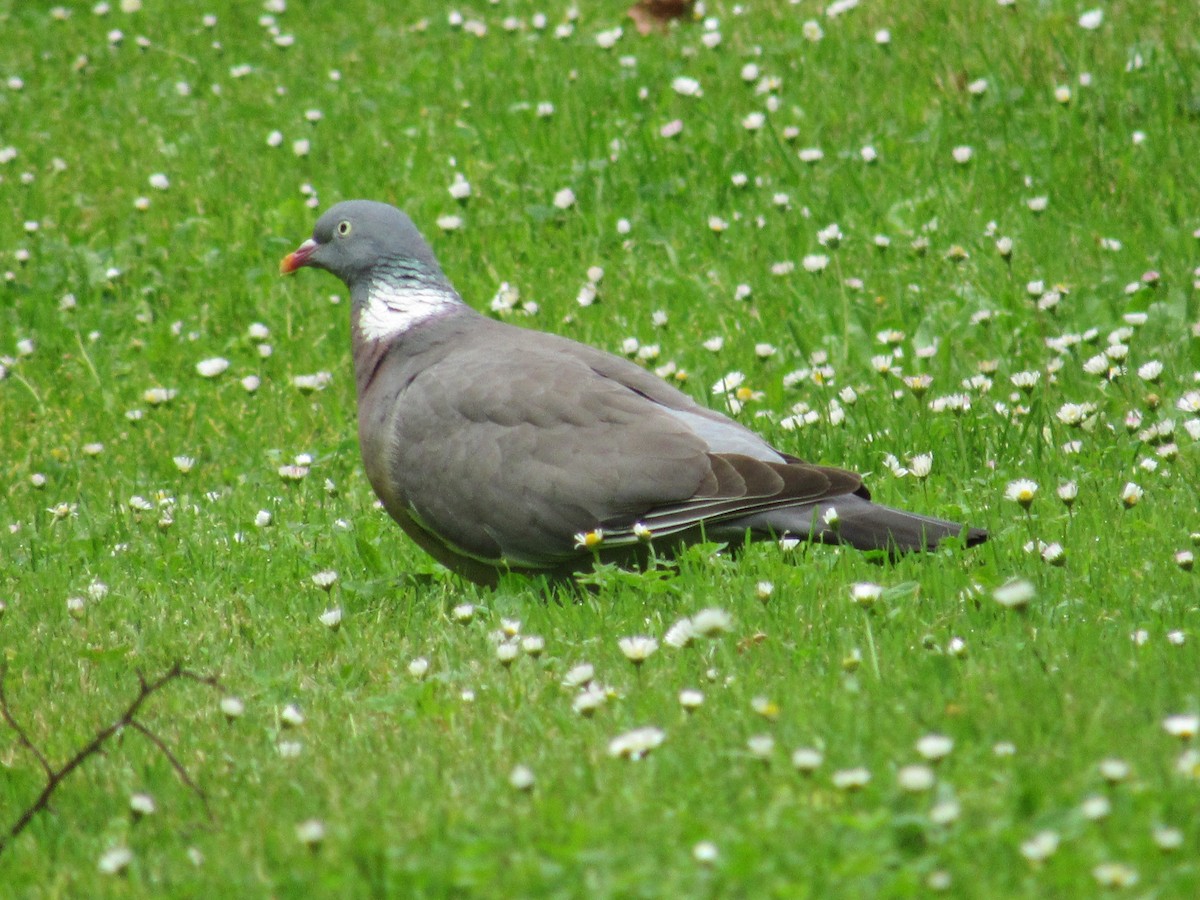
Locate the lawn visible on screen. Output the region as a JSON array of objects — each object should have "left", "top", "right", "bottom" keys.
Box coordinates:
[{"left": 1, "top": 0, "right": 1197, "bottom": 896}]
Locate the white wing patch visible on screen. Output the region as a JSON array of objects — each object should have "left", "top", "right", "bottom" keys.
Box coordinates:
[
  {"left": 657, "top": 406, "right": 785, "bottom": 462},
  {"left": 358, "top": 280, "right": 458, "bottom": 342}
]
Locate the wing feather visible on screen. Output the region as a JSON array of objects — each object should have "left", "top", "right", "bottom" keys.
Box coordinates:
[{"left": 369, "top": 315, "right": 867, "bottom": 569}]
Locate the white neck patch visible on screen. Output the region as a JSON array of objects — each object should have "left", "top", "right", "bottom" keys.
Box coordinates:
[{"left": 357, "top": 279, "right": 458, "bottom": 343}]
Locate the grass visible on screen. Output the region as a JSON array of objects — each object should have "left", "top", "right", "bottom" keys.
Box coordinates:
[{"left": 1, "top": 0, "right": 1198, "bottom": 895}]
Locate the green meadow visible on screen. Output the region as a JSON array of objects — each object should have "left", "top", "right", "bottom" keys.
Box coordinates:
[{"left": 1, "top": 0, "right": 1197, "bottom": 895}]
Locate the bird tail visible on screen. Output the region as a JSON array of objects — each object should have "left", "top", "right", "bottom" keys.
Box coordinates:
[
  {"left": 821, "top": 499, "right": 988, "bottom": 552},
  {"left": 723, "top": 495, "right": 987, "bottom": 553}
]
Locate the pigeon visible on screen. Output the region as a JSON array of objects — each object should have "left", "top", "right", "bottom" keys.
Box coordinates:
[{"left": 281, "top": 200, "right": 987, "bottom": 586}]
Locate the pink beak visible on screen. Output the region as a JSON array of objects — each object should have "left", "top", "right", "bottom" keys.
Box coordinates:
[{"left": 280, "top": 238, "right": 318, "bottom": 274}]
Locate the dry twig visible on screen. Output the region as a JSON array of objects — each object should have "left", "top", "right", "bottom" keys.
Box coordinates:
[{"left": 0, "top": 662, "right": 220, "bottom": 855}]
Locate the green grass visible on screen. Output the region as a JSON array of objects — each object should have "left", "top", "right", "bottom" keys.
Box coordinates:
[{"left": 1, "top": 0, "right": 1198, "bottom": 895}]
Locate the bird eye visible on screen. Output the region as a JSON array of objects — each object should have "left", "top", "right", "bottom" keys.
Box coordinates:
[{"left": 337, "top": 220, "right": 351, "bottom": 236}]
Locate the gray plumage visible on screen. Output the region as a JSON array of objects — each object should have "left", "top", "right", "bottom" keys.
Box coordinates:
[{"left": 282, "top": 200, "right": 987, "bottom": 586}]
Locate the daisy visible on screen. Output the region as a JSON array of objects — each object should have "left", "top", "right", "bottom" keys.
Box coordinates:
[
  {"left": 97, "top": 847, "right": 134, "bottom": 875},
  {"left": 1020, "top": 831, "right": 1059, "bottom": 863},
  {"left": 195, "top": 357, "right": 229, "bottom": 378},
  {"left": 915, "top": 734, "right": 954, "bottom": 761},
  {"left": 521, "top": 635, "right": 545, "bottom": 657},
  {"left": 1153, "top": 826, "right": 1184, "bottom": 851},
  {"left": 994, "top": 579, "right": 1035, "bottom": 610},
  {"left": 817, "top": 223, "right": 842, "bottom": 247},
  {"left": 1120, "top": 482, "right": 1144, "bottom": 508},
  {"left": 909, "top": 453, "right": 933, "bottom": 479},
  {"left": 831, "top": 767, "right": 871, "bottom": 790},
  {"left": 447, "top": 173, "right": 471, "bottom": 201},
  {"left": 693, "top": 842, "right": 719, "bottom": 864},
  {"left": 690, "top": 608, "right": 732, "bottom": 636},
  {"left": 574, "top": 529, "right": 604, "bottom": 550},
  {"left": 850, "top": 582, "right": 883, "bottom": 607},
  {"left": 663, "top": 618, "right": 696, "bottom": 648},
  {"left": 747, "top": 735, "right": 775, "bottom": 759},
  {"left": 671, "top": 76, "right": 701, "bottom": 97},
  {"left": 572, "top": 685, "right": 607, "bottom": 716},
  {"left": 608, "top": 726, "right": 665, "bottom": 760},
  {"left": 562, "top": 664, "right": 595, "bottom": 688},
  {"left": 1010, "top": 371, "right": 1040, "bottom": 393},
  {"left": 552, "top": 188, "right": 576, "bottom": 210},
  {"left": 295, "top": 819, "right": 325, "bottom": 848},
  {"left": 1005, "top": 479, "right": 1038, "bottom": 509},
  {"left": 496, "top": 643, "right": 519, "bottom": 666},
  {"left": 618, "top": 635, "right": 658, "bottom": 665},
  {"left": 509, "top": 765, "right": 535, "bottom": 791},
  {"left": 219, "top": 696, "right": 245, "bottom": 720},
  {"left": 1098, "top": 758, "right": 1131, "bottom": 783},
  {"left": 1162, "top": 714, "right": 1199, "bottom": 739},
  {"left": 129, "top": 793, "right": 155, "bottom": 818},
  {"left": 791, "top": 747, "right": 823, "bottom": 772},
  {"left": 311, "top": 570, "right": 338, "bottom": 590},
  {"left": 1081, "top": 795, "right": 1111, "bottom": 820},
  {"left": 1092, "top": 863, "right": 1138, "bottom": 888},
  {"left": 896, "top": 765, "right": 935, "bottom": 792}
]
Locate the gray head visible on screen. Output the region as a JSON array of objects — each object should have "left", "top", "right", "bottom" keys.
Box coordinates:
[{"left": 280, "top": 200, "right": 445, "bottom": 289}]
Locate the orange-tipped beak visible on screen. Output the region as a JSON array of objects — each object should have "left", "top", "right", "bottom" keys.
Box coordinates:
[{"left": 280, "top": 238, "right": 318, "bottom": 275}]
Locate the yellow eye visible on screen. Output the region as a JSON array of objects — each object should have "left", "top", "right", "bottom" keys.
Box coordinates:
[{"left": 337, "top": 220, "right": 352, "bottom": 236}]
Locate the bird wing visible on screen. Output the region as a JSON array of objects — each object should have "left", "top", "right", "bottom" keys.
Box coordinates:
[{"left": 378, "top": 317, "right": 864, "bottom": 568}]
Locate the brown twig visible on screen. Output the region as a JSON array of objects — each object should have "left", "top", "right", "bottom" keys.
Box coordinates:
[
  {"left": 127, "top": 721, "right": 212, "bottom": 818},
  {"left": 0, "top": 671, "right": 54, "bottom": 779},
  {"left": 0, "top": 662, "right": 220, "bottom": 856}
]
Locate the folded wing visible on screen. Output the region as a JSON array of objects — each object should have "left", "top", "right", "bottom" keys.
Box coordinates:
[{"left": 383, "top": 318, "right": 877, "bottom": 568}]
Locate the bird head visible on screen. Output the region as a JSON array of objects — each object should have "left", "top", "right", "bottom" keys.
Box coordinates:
[{"left": 280, "top": 200, "right": 440, "bottom": 288}]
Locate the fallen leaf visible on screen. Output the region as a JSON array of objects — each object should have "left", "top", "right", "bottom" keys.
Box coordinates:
[{"left": 628, "top": 0, "right": 694, "bottom": 36}]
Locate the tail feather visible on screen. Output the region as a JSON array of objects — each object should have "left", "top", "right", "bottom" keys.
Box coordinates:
[{"left": 719, "top": 495, "right": 987, "bottom": 553}]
